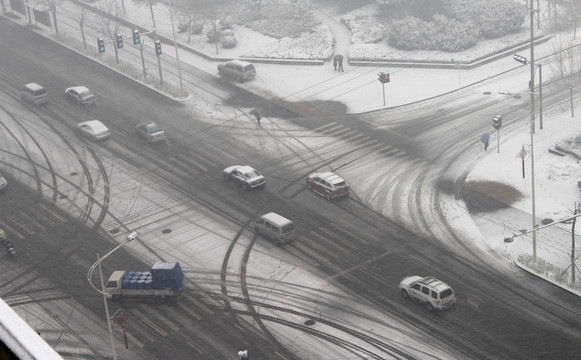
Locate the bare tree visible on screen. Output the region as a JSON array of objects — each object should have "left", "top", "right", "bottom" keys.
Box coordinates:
[
  {"left": 549, "top": 35, "right": 581, "bottom": 113},
  {"left": 71, "top": 6, "right": 89, "bottom": 50},
  {"left": 173, "top": 0, "right": 203, "bottom": 43},
  {"left": 44, "top": 0, "right": 63, "bottom": 36},
  {"left": 97, "top": 0, "right": 123, "bottom": 63},
  {"left": 197, "top": 0, "right": 228, "bottom": 55},
  {"left": 133, "top": 0, "right": 159, "bottom": 28}
]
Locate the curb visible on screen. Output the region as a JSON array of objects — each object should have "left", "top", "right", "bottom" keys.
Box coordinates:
[{"left": 513, "top": 260, "right": 581, "bottom": 297}]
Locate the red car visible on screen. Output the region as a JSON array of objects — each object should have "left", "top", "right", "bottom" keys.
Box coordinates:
[{"left": 306, "top": 172, "right": 350, "bottom": 200}]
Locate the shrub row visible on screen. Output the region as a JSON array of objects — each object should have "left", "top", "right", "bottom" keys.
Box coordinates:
[{"left": 387, "top": 0, "right": 526, "bottom": 52}]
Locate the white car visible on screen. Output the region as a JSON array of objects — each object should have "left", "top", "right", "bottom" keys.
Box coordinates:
[
  {"left": 223, "top": 165, "right": 265, "bottom": 191},
  {"left": 399, "top": 275, "right": 456, "bottom": 311},
  {"left": 76, "top": 120, "right": 110, "bottom": 141},
  {"left": 65, "top": 86, "right": 96, "bottom": 106}
]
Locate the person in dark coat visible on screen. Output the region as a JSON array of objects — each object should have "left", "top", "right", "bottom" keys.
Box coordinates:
[
  {"left": 335, "top": 54, "right": 344, "bottom": 72},
  {"left": 333, "top": 56, "right": 338, "bottom": 71}
]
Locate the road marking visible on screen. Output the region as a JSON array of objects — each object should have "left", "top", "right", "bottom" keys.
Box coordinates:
[
  {"left": 177, "top": 301, "right": 204, "bottom": 321},
  {"left": 325, "top": 251, "right": 392, "bottom": 282},
  {"left": 330, "top": 223, "right": 369, "bottom": 245},
  {"left": 124, "top": 331, "right": 146, "bottom": 348},
  {"left": 39, "top": 203, "right": 68, "bottom": 223},
  {"left": 175, "top": 154, "right": 208, "bottom": 172},
  {"left": 309, "top": 230, "right": 350, "bottom": 254},
  {"left": 284, "top": 246, "right": 321, "bottom": 268},
  {"left": 0, "top": 219, "right": 27, "bottom": 238},
  {"left": 312, "top": 122, "right": 338, "bottom": 132},
  {"left": 132, "top": 309, "right": 169, "bottom": 336}
]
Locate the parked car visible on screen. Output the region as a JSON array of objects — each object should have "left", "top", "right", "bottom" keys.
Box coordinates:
[
  {"left": 217, "top": 59, "right": 256, "bottom": 82},
  {"left": 135, "top": 122, "right": 166, "bottom": 143},
  {"left": 306, "top": 172, "right": 350, "bottom": 200},
  {"left": 223, "top": 165, "right": 265, "bottom": 190},
  {"left": 0, "top": 173, "right": 7, "bottom": 191},
  {"left": 76, "top": 120, "right": 110, "bottom": 141},
  {"left": 65, "top": 86, "right": 96, "bottom": 106},
  {"left": 399, "top": 275, "right": 456, "bottom": 311},
  {"left": 20, "top": 83, "right": 48, "bottom": 105}
]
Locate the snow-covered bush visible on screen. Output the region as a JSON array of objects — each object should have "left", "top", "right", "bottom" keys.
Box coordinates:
[
  {"left": 207, "top": 30, "right": 220, "bottom": 43},
  {"left": 388, "top": 16, "right": 434, "bottom": 50},
  {"left": 221, "top": 35, "right": 237, "bottom": 48},
  {"left": 342, "top": 11, "right": 386, "bottom": 44},
  {"left": 243, "top": 0, "right": 318, "bottom": 38},
  {"left": 430, "top": 14, "right": 478, "bottom": 52},
  {"left": 191, "top": 22, "right": 203, "bottom": 34},
  {"left": 448, "top": 0, "right": 526, "bottom": 39}
]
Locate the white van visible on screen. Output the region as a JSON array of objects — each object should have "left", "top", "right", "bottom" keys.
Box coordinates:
[{"left": 254, "top": 212, "right": 295, "bottom": 244}]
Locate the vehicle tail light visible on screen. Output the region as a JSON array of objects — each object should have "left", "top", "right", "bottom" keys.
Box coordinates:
[{"left": 437, "top": 301, "right": 441, "bottom": 306}]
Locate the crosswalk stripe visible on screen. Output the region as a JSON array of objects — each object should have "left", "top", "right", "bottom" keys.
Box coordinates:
[{"left": 312, "top": 122, "right": 338, "bottom": 132}]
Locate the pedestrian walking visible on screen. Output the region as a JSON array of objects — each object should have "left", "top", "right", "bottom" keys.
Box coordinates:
[
  {"left": 333, "top": 55, "right": 338, "bottom": 71},
  {"left": 336, "top": 54, "right": 344, "bottom": 72},
  {"left": 484, "top": 140, "right": 489, "bottom": 150}
]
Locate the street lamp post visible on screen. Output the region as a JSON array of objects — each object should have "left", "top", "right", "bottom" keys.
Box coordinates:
[
  {"left": 87, "top": 231, "right": 138, "bottom": 360},
  {"left": 528, "top": 0, "right": 538, "bottom": 261}
]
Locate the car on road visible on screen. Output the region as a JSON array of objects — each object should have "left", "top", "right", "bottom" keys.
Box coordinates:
[
  {"left": 135, "top": 122, "right": 167, "bottom": 143},
  {"left": 306, "top": 172, "right": 350, "bottom": 200},
  {"left": 217, "top": 59, "right": 256, "bottom": 82},
  {"left": 0, "top": 173, "right": 7, "bottom": 191},
  {"left": 20, "top": 83, "right": 48, "bottom": 105},
  {"left": 76, "top": 120, "right": 110, "bottom": 141},
  {"left": 399, "top": 275, "right": 456, "bottom": 311},
  {"left": 223, "top": 165, "right": 265, "bottom": 191},
  {"left": 65, "top": 86, "right": 96, "bottom": 106}
]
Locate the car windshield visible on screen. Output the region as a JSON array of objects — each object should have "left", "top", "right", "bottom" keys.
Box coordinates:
[
  {"left": 244, "top": 65, "right": 255, "bottom": 72},
  {"left": 334, "top": 180, "right": 346, "bottom": 187},
  {"left": 282, "top": 223, "right": 295, "bottom": 234},
  {"left": 80, "top": 91, "right": 93, "bottom": 99},
  {"left": 147, "top": 124, "right": 163, "bottom": 133},
  {"left": 440, "top": 288, "right": 453, "bottom": 299},
  {"left": 245, "top": 170, "right": 260, "bottom": 178}
]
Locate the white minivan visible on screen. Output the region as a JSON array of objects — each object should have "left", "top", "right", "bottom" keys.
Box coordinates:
[{"left": 254, "top": 212, "right": 295, "bottom": 244}]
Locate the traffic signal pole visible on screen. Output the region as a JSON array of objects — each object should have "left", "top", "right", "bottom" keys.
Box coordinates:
[{"left": 382, "top": 83, "right": 386, "bottom": 106}]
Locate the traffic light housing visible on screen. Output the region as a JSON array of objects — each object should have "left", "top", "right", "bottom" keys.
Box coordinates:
[
  {"left": 132, "top": 29, "right": 140, "bottom": 45},
  {"left": 97, "top": 37, "right": 105, "bottom": 53},
  {"left": 116, "top": 34, "right": 123, "bottom": 48},
  {"left": 378, "top": 72, "right": 390, "bottom": 83},
  {"left": 492, "top": 115, "right": 502, "bottom": 130},
  {"left": 155, "top": 40, "right": 162, "bottom": 55}
]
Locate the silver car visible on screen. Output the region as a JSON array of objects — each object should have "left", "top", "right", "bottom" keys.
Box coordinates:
[
  {"left": 65, "top": 86, "right": 96, "bottom": 106},
  {"left": 135, "top": 122, "right": 166, "bottom": 143},
  {"left": 76, "top": 120, "right": 110, "bottom": 141}
]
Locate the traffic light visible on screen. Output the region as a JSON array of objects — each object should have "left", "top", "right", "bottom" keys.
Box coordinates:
[
  {"left": 492, "top": 115, "right": 502, "bottom": 130},
  {"left": 116, "top": 34, "right": 123, "bottom": 48},
  {"left": 97, "top": 37, "right": 105, "bottom": 53},
  {"left": 377, "top": 72, "right": 390, "bottom": 83},
  {"left": 154, "top": 40, "right": 162, "bottom": 55},
  {"left": 132, "top": 29, "right": 140, "bottom": 45}
]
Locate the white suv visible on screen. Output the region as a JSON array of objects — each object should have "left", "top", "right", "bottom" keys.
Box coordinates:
[{"left": 399, "top": 275, "right": 456, "bottom": 311}]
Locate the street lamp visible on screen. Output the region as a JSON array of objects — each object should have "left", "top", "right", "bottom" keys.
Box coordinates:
[{"left": 87, "top": 231, "right": 139, "bottom": 360}]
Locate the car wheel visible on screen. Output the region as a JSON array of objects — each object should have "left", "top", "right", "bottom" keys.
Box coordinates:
[
  {"left": 237, "top": 76, "right": 244, "bottom": 82},
  {"left": 325, "top": 192, "right": 332, "bottom": 201},
  {"left": 400, "top": 289, "right": 409, "bottom": 299},
  {"left": 427, "top": 302, "right": 434, "bottom": 311},
  {"left": 224, "top": 173, "right": 230, "bottom": 181}
]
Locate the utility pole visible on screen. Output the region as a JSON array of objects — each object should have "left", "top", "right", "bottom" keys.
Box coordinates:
[{"left": 528, "top": 0, "right": 537, "bottom": 261}]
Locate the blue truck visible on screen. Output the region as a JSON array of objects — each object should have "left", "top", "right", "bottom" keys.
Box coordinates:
[{"left": 104, "top": 262, "right": 183, "bottom": 299}]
